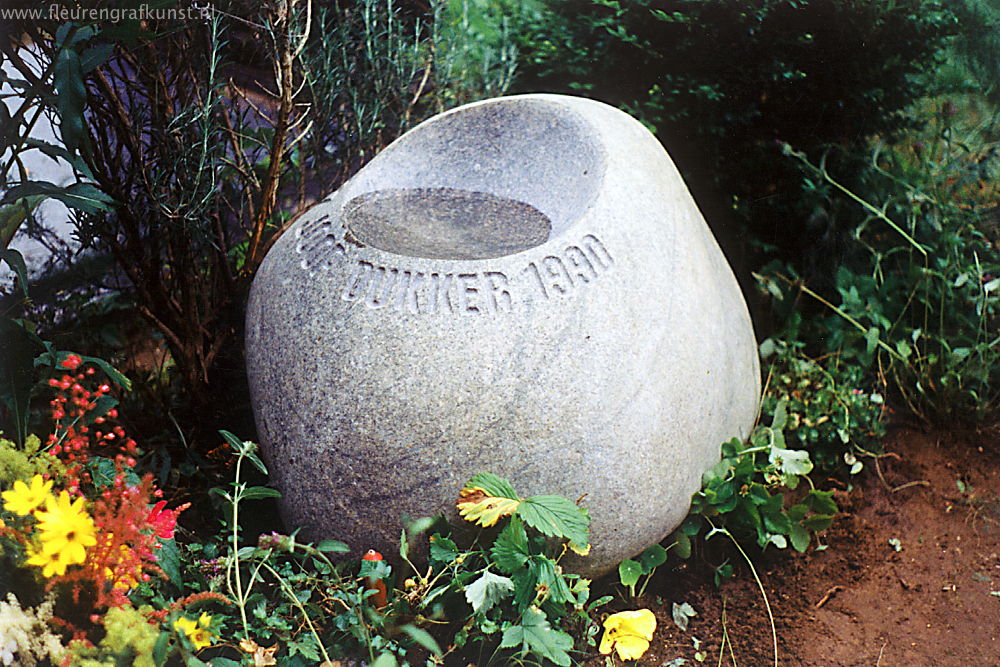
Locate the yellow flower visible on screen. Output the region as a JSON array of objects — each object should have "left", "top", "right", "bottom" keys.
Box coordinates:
[
  {"left": 599, "top": 609, "right": 657, "bottom": 661},
  {"left": 33, "top": 491, "right": 96, "bottom": 566},
  {"left": 25, "top": 543, "right": 76, "bottom": 577},
  {"left": 104, "top": 545, "right": 143, "bottom": 591},
  {"left": 2, "top": 475, "right": 53, "bottom": 516},
  {"left": 174, "top": 613, "right": 216, "bottom": 650}
]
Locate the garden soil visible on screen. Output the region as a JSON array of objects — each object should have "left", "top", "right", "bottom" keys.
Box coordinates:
[{"left": 582, "top": 424, "right": 1000, "bottom": 667}]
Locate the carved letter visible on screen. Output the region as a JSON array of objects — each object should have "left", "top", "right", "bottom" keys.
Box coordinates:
[
  {"left": 484, "top": 271, "right": 512, "bottom": 313},
  {"left": 456, "top": 274, "right": 482, "bottom": 313},
  {"left": 428, "top": 272, "right": 454, "bottom": 314},
  {"left": 342, "top": 261, "right": 373, "bottom": 302},
  {"left": 365, "top": 265, "right": 399, "bottom": 309},
  {"left": 396, "top": 271, "right": 425, "bottom": 314}
]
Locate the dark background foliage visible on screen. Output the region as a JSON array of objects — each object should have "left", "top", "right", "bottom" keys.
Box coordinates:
[{"left": 508, "top": 0, "right": 960, "bottom": 276}]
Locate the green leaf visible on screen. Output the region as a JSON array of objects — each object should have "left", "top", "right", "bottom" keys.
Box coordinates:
[
  {"left": 429, "top": 535, "right": 460, "bottom": 565},
  {"left": 83, "top": 394, "right": 118, "bottom": 426},
  {"left": 23, "top": 138, "right": 95, "bottom": 179},
  {"left": 0, "top": 318, "right": 40, "bottom": 444},
  {"left": 638, "top": 544, "right": 667, "bottom": 574},
  {"left": 491, "top": 516, "right": 529, "bottom": 574},
  {"left": 464, "top": 472, "right": 519, "bottom": 499},
  {"left": 865, "top": 327, "right": 881, "bottom": 355},
  {"left": 370, "top": 654, "right": 398, "bottom": 667},
  {"left": 152, "top": 631, "right": 170, "bottom": 666},
  {"left": 618, "top": 559, "right": 641, "bottom": 588},
  {"left": 316, "top": 540, "right": 350, "bottom": 553},
  {"left": 500, "top": 606, "right": 573, "bottom": 666},
  {"left": 672, "top": 531, "right": 692, "bottom": 559},
  {"left": 789, "top": 524, "right": 810, "bottom": 553},
  {"left": 802, "top": 514, "right": 835, "bottom": 532},
  {"left": 219, "top": 431, "right": 267, "bottom": 473},
  {"left": 1, "top": 181, "right": 115, "bottom": 215},
  {"left": 516, "top": 494, "right": 590, "bottom": 554},
  {"left": 770, "top": 398, "right": 788, "bottom": 430},
  {"left": 760, "top": 494, "right": 792, "bottom": 535},
  {"left": 464, "top": 570, "right": 514, "bottom": 614},
  {"left": 457, "top": 472, "right": 521, "bottom": 527},
  {"left": 806, "top": 490, "right": 838, "bottom": 515},
  {"left": 241, "top": 486, "right": 281, "bottom": 500},
  {"left": 80, "top": 354, "right": 131, "bottom": 390},
  {"left": 80, "top": 42, "right": 114, "bottom": 73},
  {"left": 156, "top": 538, "right": 183, "bottom": 585},
  {"left": 1, "top": 201, "right": 43, "bottom": 252},
  {"left": 400, "top": 624, "right": 442, "bottom": 656},
  {"left": 54, "top": 46, "right": 86, "bottom": 153},
  {"left": 530, "top": 556, "right": 573, "bottom": 604}
]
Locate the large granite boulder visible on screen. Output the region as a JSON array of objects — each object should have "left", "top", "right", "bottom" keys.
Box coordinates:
[{"left": 245, "top": 94, "right": 760, "bottom": 575}]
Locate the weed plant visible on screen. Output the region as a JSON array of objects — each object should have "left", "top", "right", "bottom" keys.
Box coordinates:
[{"left": 759, "top": 96, "right": 999, "bottom": 424}]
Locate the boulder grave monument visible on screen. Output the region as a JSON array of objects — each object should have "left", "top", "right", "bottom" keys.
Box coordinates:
[{"left": 245, "top": 94, "right": 760, "bottom": 575}]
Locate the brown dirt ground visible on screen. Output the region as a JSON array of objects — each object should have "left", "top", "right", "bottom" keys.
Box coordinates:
[{"left": 583, "top": 424, "right": 1000, "bottom": 667}]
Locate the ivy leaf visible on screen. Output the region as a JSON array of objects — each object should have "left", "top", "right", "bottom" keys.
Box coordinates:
[
  {"left": 500, "top": 606, "right": 573, "bottom": 667},
  {"left": 491, "top": 516, "right": 529, "bottom": 574},
  {"left": 516, "top": 495, "right": 591, "bottom": 555},
  {"left": 464, "top": 570, "right": 514, "bottom": 614},
  {"left": 457, "top": 473, "right": 521, "bottom": 527}
]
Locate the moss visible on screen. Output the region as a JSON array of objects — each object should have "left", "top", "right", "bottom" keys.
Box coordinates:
[
  {"left": 0, "top": 436, "right": 66, "bottom": 487},
  {"left": 69, "top": 605, "right": 161, "bottom": 667}
]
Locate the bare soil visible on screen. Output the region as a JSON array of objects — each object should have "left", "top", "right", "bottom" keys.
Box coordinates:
[{"left": 585, "top": 425, "right": 1000, "bottom": 667}]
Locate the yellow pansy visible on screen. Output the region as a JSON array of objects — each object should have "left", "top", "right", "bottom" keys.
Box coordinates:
[
  {"left": 174, "top": 613, "right": 216, "bottom": 650},
  {"left": 2, "top": 475, "right": 53, "bottom": 516},
  {"left": 599, "top": 609, "right": 657, "bottom": 661}
]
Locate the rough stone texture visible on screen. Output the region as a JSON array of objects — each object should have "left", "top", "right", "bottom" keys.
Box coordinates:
[{"left": 245, "top": 94, "right": 760, "bottom": 576}]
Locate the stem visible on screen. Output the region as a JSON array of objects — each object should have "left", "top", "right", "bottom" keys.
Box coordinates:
[
  {"left": 707, "top": 524, "right": 777, "bottom": 667},
  {"left": 230, "top": 453, "right": 250, "bottom": 640},
  {"left": 759, "top": 272, "right": 906, "bottom": 362},
  {"left": 259, "top": 560, "right": 334, "bottom": 664}
]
